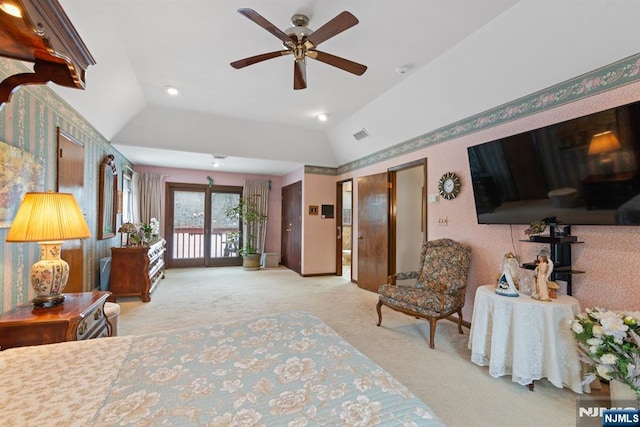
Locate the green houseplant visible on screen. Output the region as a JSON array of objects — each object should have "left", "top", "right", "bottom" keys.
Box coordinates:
[{"left": 224, "top": 195, "right": 267, "bottom": 270}]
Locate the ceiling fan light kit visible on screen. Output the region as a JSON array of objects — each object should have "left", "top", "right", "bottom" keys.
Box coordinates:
[{"left": 231, "top": 8, "right": 367, "bottom": 90}]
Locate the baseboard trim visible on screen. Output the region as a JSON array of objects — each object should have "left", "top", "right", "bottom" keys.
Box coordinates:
[
  {"left": 301, "top": 272, "right": 337, "bottom": 277},
  {"left": 446, "top": 315, "right": 471, "bottom": 330}
]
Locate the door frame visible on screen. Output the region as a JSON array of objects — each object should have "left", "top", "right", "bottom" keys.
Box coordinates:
[
  {"left": 388, "top": 158, "right": 428, "bottom": 277},
  {"left": 335, "top": 179, "right": 353, "bottom": 277},
  {"left": 165, "top": 182, "right": 242, "bottom": 268}
]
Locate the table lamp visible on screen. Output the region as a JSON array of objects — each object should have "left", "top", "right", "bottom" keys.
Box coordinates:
[
  {"left": 5, "top": 191, "right": 91, "bottom": 307},
  {"left": 588, "top": 130, "right": 621, "bottom": 175},
  {"left": 118, "top": 222, "right": 138, "bottom": 246}
]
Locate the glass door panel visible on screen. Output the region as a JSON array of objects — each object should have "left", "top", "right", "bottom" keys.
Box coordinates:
[
  {"left": 207, "top": 191, "right": 241, "bottom": 266},
  {"left": 171, "top": 189, "right": 205, "bottom": 266}
]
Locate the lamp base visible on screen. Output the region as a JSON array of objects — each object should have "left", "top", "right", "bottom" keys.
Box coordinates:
[
  {"left": 31, "top": 241, "right": 69, "bottom": 308},
  {"left": 33, "top": 294, "right": 66, "bottom": 308},
  {"left": 600, "top": 156, "right": 615, "bottom": 175}
]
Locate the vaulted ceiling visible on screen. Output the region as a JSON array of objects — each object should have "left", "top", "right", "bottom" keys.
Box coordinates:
[{"left": 50, "top": 1, "right": 640, "bottom": 175}]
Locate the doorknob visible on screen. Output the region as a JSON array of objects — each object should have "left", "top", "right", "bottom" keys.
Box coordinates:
[
  {"left": 358, "top": 236, "right": 363, "bottom": 240},
  {"left": 286, "top": 223, "right": 292, "bottom": 232},
  {"left": 337, "top": 226, "right": 341, "bottom": 239}
]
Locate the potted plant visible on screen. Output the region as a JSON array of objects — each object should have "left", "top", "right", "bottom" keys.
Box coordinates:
[{"left": 224, "top": 196, "right": 267, "bottom": 270}]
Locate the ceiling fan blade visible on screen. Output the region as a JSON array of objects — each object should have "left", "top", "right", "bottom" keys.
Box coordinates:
[
  {"left": 237, "top": 8, "right": 294, "bottom": 46},
  {"left": 293, "top": 60, "right": 307, "bottom": 90},
  {"left": 304, "top": 11, "right": 359, "bottom": 48},
  {"left": 231, "top": 50, "right": 291, "bottom": 69},
  {"left": 306, "top": 50, "right": 367, "bottom": 76}
]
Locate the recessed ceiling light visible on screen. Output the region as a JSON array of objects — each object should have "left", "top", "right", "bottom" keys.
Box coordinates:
[
  {"left": 316, "top": 113, "right": 328, "bottom": 122},
  {"left": 165, "top": 86, "right": 179, "bottom": 96},
  {"left": 0, "top": 2, "right": 22, "bottom": 18},
  {"left": 395, "top": 65, "right": 412, "bottom": 75}
]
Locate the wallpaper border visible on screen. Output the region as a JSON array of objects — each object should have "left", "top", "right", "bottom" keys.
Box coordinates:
[{"left": 304, "top": 165, "right": 338, "bottom": 176}]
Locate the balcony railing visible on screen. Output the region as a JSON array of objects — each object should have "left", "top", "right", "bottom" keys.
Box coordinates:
[{"left": 172, "top": 227, "right": 238, "bottom": 259}]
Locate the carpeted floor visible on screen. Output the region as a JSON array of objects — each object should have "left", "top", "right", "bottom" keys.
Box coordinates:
[{"left": 116, "top": 266, "right": 602, "bottom": 427}]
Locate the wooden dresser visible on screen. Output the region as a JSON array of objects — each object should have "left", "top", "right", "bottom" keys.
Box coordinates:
[
  {"left": 109, "top": 239, "right": 166, "bottom": 302},
  {"left": 0, "top": 292, "right": 111, "bottom": 350}
]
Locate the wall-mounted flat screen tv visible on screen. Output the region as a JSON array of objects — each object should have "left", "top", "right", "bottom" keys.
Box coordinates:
[{"left": 467, "top": 100, "right": 640, "bottom": 225}]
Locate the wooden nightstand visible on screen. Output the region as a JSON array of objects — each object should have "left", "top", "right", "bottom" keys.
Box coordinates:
[
  {"left": 0, "top": 292, "right": 112, "bottom": 350},
  {"left": 581, "top": 171, "right": 640, "bottom": 210}
]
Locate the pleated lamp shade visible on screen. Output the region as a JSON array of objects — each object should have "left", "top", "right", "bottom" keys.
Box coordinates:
[
  {"left": 6, "top": 192, "right": 91, "bottom": 242},
  {"left": 588, "top": 131, "right": 622, "bottom": 175},
  {"left": 588, "top": 131, "right": 621, "bottom": 155},
  {"left": 5, "top": 192, "right": 91, "bottom": 307}
]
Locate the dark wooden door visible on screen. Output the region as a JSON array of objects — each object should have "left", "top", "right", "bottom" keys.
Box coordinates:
[
  {"left": 281, "top": 181, "right": 301, "bottom": 274},
  {"left": 357, "top": 172, "right": 389, "bottom": 292},
  {"left": 56, "top": 128, "right": 84, "bottom": 293}
]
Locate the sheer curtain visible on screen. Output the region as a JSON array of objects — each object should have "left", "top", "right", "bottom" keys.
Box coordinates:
[
  {"left": 130, "top": 171, "right": 140, "bottom": 224},
  {"left": 138, "top": 172, "right": 164, "bottom": 224},
  {"left": 243, "top": 180, "right": 270, "bottom": 254}
]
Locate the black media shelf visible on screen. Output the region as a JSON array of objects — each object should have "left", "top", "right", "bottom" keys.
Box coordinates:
[{"left": 520, "top": 225, "right": 584, "bottom": 296}]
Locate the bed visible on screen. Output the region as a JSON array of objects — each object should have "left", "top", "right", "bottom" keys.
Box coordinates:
[{"left": 0, "top": 311, "right": 444, "bottom": 426}]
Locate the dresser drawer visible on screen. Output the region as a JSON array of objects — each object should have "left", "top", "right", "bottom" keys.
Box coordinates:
[{"left": 76, "top": 302, "right": 108, "bottom": 340}]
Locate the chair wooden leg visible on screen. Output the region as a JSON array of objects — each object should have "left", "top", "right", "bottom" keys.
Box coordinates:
[
  {"left": 457, "top": 309, "right": 464, "bottom": 335},
  {"left": 376, "top": 300, "right": 383, "bottom": 326},
  {"left": 428, "top": 318, "right": 436, "bottom": 349}
]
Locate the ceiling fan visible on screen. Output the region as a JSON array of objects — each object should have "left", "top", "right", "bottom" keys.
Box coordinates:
[{"left": 230, "top": 8, "right": 367, "bottom": 90}]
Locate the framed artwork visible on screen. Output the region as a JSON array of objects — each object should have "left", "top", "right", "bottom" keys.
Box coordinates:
[{"left": 0, "top": 141, "right": 45, "bottom": 228}]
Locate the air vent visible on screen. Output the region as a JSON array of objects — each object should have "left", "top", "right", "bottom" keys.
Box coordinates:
[{"left": 353, "top": 128, "right": 370, "bottom": 141}]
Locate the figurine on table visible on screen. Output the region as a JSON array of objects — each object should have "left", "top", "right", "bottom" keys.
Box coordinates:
[
  {"left": 496, "top": 252, "right": 520, "bottom": 297},
  {"left": 532, "top": 249, "right": 553, "bottom": 302}
]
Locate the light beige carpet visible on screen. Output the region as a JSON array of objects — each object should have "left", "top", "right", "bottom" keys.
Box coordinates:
[{"left": 116, "top": 266, "right": 601, "bottom": 427}]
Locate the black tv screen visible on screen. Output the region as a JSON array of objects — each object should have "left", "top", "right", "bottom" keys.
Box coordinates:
[{"left": 467, "top": 100, "right": 640, "bottom": 225}]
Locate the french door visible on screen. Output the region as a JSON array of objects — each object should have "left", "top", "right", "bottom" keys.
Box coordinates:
[{"left": 166, "top": 183, "right": 242, "bottom": 268}]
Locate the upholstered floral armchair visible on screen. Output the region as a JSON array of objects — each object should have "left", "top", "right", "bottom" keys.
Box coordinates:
[{"left": 377, "top": 238, "right": 471, "bottom": 349}]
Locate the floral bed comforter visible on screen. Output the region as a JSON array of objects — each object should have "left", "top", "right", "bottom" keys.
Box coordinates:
[{"left": 0, "top": 311, "right": 444, "bottom": 426}]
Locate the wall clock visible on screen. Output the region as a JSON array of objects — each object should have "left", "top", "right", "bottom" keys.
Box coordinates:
[{"left": 438, "top": 172, "right": 461, "bottom": 200}]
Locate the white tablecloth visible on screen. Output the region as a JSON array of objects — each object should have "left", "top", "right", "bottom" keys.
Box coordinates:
[{"left": 468, "top": 285, "right": 583, "bottom": 393}]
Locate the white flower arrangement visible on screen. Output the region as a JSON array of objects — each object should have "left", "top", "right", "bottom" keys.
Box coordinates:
[
  {"left": 571, "top": 308, "right": 640, "bottom": 401},
  {"left": 149, "top": 218, "right": 160, "bottom": 236}
]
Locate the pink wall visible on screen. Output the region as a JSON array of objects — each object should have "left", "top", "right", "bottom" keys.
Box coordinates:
[
  {"left": 337, "top": 81, "right": 640, "bottom": 319},
  {"left": 302, "top": 174, "right": 337, "bottom": 275},
  {"left": 134, "top": 166, "right": 282, "bottom": 256}
]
